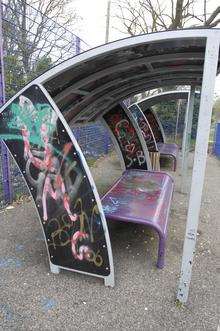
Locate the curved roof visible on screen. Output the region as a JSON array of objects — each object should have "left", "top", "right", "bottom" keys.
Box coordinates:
[
  {"left": 11, "top": 29, "right": 220, "bottom": 124},
  {"left": 136, "top": 90, "right": 200, "bottom": 109}
]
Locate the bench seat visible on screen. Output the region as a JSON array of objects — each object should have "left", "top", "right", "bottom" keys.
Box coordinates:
[
  {"left": 101, "top": 169, "right": 174, "bottom": 268},
  {"left": 157, "top": 142, "right": 179, "bottom": 171}
]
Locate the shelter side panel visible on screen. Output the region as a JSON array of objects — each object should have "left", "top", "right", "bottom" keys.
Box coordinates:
[
  {"left": 0, "top": 85, "right": 110, "bottom": 276},
  {"left": 103, "top": 105, "right": 148, "bottom": 170},
  {"left": 144, "top": 109, "right": 164, "bottom": 143},
  {"left": 129, "top": 104, "right": 157, "bottom": 152}
]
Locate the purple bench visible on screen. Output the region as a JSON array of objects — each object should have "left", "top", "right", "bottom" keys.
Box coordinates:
[
  {"left": 101, "top": 170, "right": 174, "bottom": 268},
  {"left": 157, "top": 142, "right": 179, "bottom": 171}
]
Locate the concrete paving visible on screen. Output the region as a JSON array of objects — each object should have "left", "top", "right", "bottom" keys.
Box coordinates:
[{"left": 0, "top": 154, "right": 219, "bottom": 330}]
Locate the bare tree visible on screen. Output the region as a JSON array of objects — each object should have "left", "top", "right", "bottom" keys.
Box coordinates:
[
  {"left": 114, "top": 0, "right": 220, "bottom": 100},
  {"left": 3, "top": 0, "right": 81, "bottom": 78},
  {"left": 115, "top": 0, "right": 220, "bottom": 36}
]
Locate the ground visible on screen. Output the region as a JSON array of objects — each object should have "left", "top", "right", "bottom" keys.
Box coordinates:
[{"left": 0, "top": 152, "right": 219, "bottom": 330}]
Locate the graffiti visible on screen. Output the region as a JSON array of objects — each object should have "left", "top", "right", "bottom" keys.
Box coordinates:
[
  {"left": 47, "top": 215, "right": 73, "bottom": 249},
  {"left": 41, "top": 297, "right": 57, "bottom": 313},
  {"left": 109, "top": 197, "right": 119, "bottom": 205},
  {"left": 121, "top": 176, "right": 159, "bottom": 192},
  {"left": 15, "top": 244, "right": 24, "bottom": 252},
  {"left": 104, "top": 104, "right": 148, "bottom": 170},
  {"left": 144, "top": 109, "right": 164, "bottom": 143},
  {"left": 47, "top": 200, "right": 103, "bottom": 266},
  {"left": 0, "top": 85, "right": 110, "bottom": 276},
  {"left": 9, "top": 96, "right": 78, "bottom": 222},
  {"left": 102, "top": 170, "right": 171, "bottom": 232},
  {"left": 71, "top": 231, "right": 91, "bottom": 261},
  {"left": 186, "top": 229, "right": 196, "bottom": 241},
  {"left": 102, "top": 204, "right": 119, "bottom": 214},
  {"left": 136, "top": 150, "right": 146, "bottom": 166},
  {"left": 130, "top": 105, "right": 157, "bottom": 152},
  {"left": 0, "top": 257, "right": 23, "bottom": 269},
  {"left": 0, "top": 304, "right": 14, "bottom": 322},
  {"left": 8, "top": 96, "right": 80, "bottom": 225},
  {"left": 102, "top": 194, "right": 132, "bottom": 214},
  {"left": 87, "top": 250, "right": 103, "bottom": 267}
]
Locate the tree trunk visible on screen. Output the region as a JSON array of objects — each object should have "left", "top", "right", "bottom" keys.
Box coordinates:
[
  {"left": 20, "top": 0, "right": 30, "bottom": 78},
  {"left": 170, "top": 0, "right": 184, "bottom": 29}
]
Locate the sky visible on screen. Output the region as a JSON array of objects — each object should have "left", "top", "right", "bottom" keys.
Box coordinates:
[
  {"left": 71, "top": 0, "right": 220, "bottom": 96},
  {"left": 72, "top": 0, "right": 121, "bottom": 47}
]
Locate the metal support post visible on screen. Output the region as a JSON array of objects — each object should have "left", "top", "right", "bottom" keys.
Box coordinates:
[
  {"left": 76, "top": 36, "right": 81, "bottom": 55},
  {"left": 105, "top": 0, "right": 111, "bottom": 43},
  {"left": 181, "top": 87, "right": 195, "bottom": 168},
  {"left": 177, "top": 35, "right": 220, "bottom": 303},
  {"left": 0, "top": 0, "right": 12, "bottom": 203},
  {"left": 104, "top": 131, "right": 109, "bottom": 154},
  {"left": 181, "top": 86, "right": 196, "bottom": 193},
  {"left": 175, "top": 99, "right": 181, "bottom": 142}
]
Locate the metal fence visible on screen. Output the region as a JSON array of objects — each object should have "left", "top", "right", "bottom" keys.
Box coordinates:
[
  {"left": 73, "top": 123, "right": 113, "bottom": 158},
  {"left": 1, "top": 0, "right": 89, "bottom": 100},
  {"left": 0, "top": 0, "right": 112, "bottom": 204}
]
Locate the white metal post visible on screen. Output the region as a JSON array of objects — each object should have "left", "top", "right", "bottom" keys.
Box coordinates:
[
  {"left": 175, "top": 99, "right": 181, "bottom": 142},
  {"left": 105, "top": 0, "right": 111, "bottom": 43},
  {"left": 181, "top": 91, "right": 190, "bottom": 167},
  {"left": 181, "top": 86, "right": 196, "bottom": 193},
  {"left": 177, "top": 35, "right": 220, "bottom": 303}
]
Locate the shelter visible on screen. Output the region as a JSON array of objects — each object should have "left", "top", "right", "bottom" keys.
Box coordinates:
[{"left": 0, "top": 29, "right": 220, "bottom": 303}]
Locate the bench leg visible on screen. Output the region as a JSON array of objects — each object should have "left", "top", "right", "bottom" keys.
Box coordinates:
[
  {"left": 169, "top": 155, "right": 177, "bottom": 172},
  {"left": 50, "top": 262, "right": 61, "bottom": 274},
  {"left": 104, "top": 273, "right": 115, "bottom": 287},
  {"left": 157, "top": 236, "right": 166, "bottom": 269}
]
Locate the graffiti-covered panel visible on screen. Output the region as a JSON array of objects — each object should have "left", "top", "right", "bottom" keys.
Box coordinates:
[
  {"left": 143, "top": 108, "right": 164, "bottom": 143},
  {"left": 104, "top": 104, "right": 148, "bottom": 170},
  {"left": 129, "top": 104, "right": 157, "bottom": 152},
  {"left": 0, "top": 85, "right": 111, "bottom": 276}
]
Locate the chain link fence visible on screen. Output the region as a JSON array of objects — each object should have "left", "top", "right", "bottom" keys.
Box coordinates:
[{"left": 0, "top": 1, "right": 113, "bottom": 204}]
